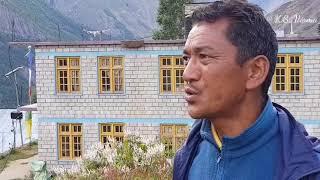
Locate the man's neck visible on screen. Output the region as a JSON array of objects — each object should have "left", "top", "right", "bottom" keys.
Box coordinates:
[{"left": 210, "top": 95, "right": 266, "bottom": 138}]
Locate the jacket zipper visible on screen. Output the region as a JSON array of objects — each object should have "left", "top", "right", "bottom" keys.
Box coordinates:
[{"left": 215, "top": 152, "right": 223, "bottom": 180}]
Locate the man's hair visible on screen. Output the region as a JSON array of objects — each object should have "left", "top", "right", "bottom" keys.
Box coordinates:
[{"left": 190, "top": 0, "right": 278, "bottom": 96}]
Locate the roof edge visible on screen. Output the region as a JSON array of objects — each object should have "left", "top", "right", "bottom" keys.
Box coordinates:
[
  {"left": 9, "top": 39, "right": 186, "bottom": 47},
  {"left": 8, "top": 36, "right": 320, "bottom": 47}
]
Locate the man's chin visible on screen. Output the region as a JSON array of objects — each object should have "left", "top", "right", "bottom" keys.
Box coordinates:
[{"left": 187, "top": 108, "right": 205, "bottom": 119}]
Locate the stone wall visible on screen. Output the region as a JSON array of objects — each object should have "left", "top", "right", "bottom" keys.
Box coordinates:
[
  {"left": 35, "top": 40, "right": 320, "bottom": 168},
  {"left": 271, "top": 41, "right": 320, "bottom": 122},
  {"left": 35, "top": 43, "right": 188, "bottom": 119}
]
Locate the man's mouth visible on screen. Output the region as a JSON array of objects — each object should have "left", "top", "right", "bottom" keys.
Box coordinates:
[{"left": 184, "top": 86, "right": 199, "bottom": 103}]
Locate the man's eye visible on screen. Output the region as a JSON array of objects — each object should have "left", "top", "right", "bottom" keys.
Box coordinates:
[
  {"left": 183, "top": 56, "right": 190, "bottom": 65},
  {"left": 199, "top": 54, "right": 209, "bottom": 59}
]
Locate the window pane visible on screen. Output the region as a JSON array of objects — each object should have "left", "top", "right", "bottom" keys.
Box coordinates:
[
  {"left": 115, "top": 126, "right": 120, "bottom": 132},
  {"left": 290, "top": 56, "right": 294, "bottom": 63},
  {"left": 102, "top": 136, "right": 108, "bottom": 144},
  {"left": 101, "top": 70, "right": 111, "bottom": 92},
  {"left": 162, "top": 69, "right": 171, "bottom": 92},
  {"left": 295, "top": 56, "right": 300, "bottom": 63},
  {"left": 114, "top": 69, "right": 123, "bottom": 91},
  {"left": 71, "top": 70, "right": 80, "bottom": 92},
  {"left": 73, "top": 136, "right": 81, "bottom": 157},
  {"left": 58, "top": 58, "right": 67, "bottom": 67},
  {"left": 162, "top": 137, "right": 173, "bottom": 151},
  {"left": 176, "top": 126, "right": 188, "bottom": 135},
  {"left": 58, "top": 70, "right": 68, "bottom": 92},
  {"left": 175, "top": 137, "right": 186, "bottom": 150},
  {"left": 113, "top": 58, "right": 122, "bottom": 66},
  {"left": 70, "top": 58, "right": 80, "bottom": 67},
  {"left": 100, "top": 57, "right": 110, "bottom": 67},
  {"left": 175, "top": 69, "right": 184, "bottom": 92},
  {"left": 61, "top": 136, "right": 70, "bottom": 157},
  {"left": 290, "top": 84, "right": 295, "bottom": 90},
  {"left": 107, "top": 125, "right": 112, "bottom": 132},
  {"left": 175, "top": 57, "right": 183, "bottom": 66}
]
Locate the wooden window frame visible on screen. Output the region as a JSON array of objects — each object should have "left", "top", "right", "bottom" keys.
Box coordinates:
[
  {"left": 272, "top": 54, "right": 303, "bottom": 93},
  {"left": 100, "top": 123, "right": 125, "bottom": 143},
  {"left": 56, "top": 57, "right": 81, "bottom": 93},
  {"left": 98, "top": 56, "right": 124, "bottom": 93},
  {"left": 58, "top": 124, "right": 82, "bottom": 160},
  {"left": 160, "top": 56, "right": 185, "bottom": 94},
  {"left": 160, "top": 124, "right": 188, "bottom": 152}
]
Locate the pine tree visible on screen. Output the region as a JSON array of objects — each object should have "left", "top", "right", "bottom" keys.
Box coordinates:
[{"left": 153, "top": 0, "right": 192, "bottom": 40}]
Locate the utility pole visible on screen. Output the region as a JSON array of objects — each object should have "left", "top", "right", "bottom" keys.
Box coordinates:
[
  {"left": 11, "top": 19, "right": 15, "bottom": 41},
  {"left": 57, "top": 24, "right": 61, "bottom": 41},
  {"left": 5, "top": 66, "right": 24, "bottom": 149}
]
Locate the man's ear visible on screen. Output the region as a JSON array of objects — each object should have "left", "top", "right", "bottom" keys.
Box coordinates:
[{"left": 244, "top": 55, "right": 270, "bottom": 90}]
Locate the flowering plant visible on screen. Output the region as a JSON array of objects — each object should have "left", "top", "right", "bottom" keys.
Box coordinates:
[{"left": 53, "top": 136, "right": 173, "bottom": 179}]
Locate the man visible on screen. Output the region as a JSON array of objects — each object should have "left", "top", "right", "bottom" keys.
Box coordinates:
[{"left": 174, "top": 1, "right": 320, "bottom": 180}]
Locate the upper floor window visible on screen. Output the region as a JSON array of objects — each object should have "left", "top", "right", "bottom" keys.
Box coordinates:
[
  {"left": 160, "top": 56, "right": 185, "bottom": 93},
  {"left": 56, "top": 57, "right": 81, "bottom": 93},
  {"left": 272, "top": 54, "right": 303, "bottom": 93},
  {"left": 98, "top": 57, "right": 124, "bottom": 93}
]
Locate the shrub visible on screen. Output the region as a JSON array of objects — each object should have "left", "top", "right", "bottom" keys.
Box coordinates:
[{"left": 53, "top": 136, "right": 173, "bottom": 180}]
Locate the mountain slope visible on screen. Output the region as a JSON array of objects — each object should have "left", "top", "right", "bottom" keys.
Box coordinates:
[
  {"left": 48, "top": 0, "right": 159, "bottom": 39},
  {"left": 0, "top": 0, "right": 83, "bottom": 41},
  {"left": 266, "top": 0, "right": 319, "bottom": 37},
  {"left": 0, "top": 0, "right": 83, "bottom": 108}
]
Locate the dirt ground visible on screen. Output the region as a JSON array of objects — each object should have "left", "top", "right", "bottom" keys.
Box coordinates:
[{"left": 0, "top": 154, "right": 38, "bottom": 180}]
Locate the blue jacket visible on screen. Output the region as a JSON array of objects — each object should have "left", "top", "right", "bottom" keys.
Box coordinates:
[{"left": 173, "top": 103, "right": 320, "bottom": 180}]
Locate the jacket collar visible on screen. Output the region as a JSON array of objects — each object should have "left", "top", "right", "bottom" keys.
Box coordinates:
[
  {"left": 199, "top": 99, "right": 278, "bottom": 158},
  {"left": 273, "top": 103, "right": 320, "bottom": 180},
  {"left": 174, "top": 103, "right": 320, "bottom": 180}
]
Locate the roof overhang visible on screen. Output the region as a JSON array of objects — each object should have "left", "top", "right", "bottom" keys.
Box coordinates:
[{"left": 18, "top": 103, "right": 37, "bottom": 111}]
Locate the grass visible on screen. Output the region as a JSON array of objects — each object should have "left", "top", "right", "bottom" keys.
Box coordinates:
[{"left": 0, "top": 142, "right": 38, "bottom": 173}]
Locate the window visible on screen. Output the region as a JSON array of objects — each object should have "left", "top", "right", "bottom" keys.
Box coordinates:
[
  {"left": 160, "top": 124, "right": 188, "bottom": 152},
  {"left": 272, "top": 54, "right": 303, "bottom": 93},
  {"left": 160, "top": 56, "right": 185, "bottom": 93},
  {"left": 58, "top": 124, "right": 82, "bottom": 160},
  {"left": 100, "top": 123, "right": 125, "bottom": 143},
  {"left": 98, "top": 57, "right": 124, "bottom": 93},
  {"left": 56, "top": 57, "right": 81, "bottom": 93}
]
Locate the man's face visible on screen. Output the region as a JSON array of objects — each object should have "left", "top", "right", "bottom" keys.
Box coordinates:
[{"left": 183, "top": 20, "right": 248, "bottom": 119}]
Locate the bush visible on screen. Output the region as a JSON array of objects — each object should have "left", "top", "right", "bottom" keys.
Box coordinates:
[{"left": 53, "top": 136, "right": 173, "bottom": 180}]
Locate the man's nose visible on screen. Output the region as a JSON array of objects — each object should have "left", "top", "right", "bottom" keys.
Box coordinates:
[{"left": 183, "top": 58, "right": 201, "bottom": 82}]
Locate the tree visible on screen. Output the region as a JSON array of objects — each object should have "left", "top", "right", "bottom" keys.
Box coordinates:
[{"left": 153, "top": 0, "right": 192, "bottom": 40}]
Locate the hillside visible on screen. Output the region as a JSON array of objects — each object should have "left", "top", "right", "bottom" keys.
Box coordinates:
[
  {"left": 0, "top": 0, "right": 83, "bottom": 108},
  {"left": 266, "top": 0, "right": 320, "bottom": 37},
  {"left": 47, "top": 0, "right": 159, "bottom": 39}
]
